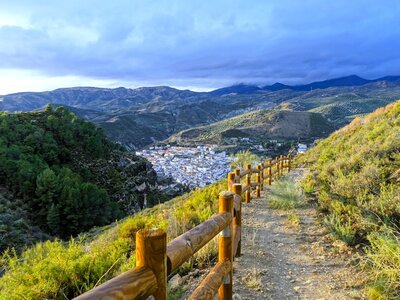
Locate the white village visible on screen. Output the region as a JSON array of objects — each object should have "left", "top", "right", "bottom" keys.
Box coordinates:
[{"left": 136, "top": 145, "right": 232, "bottom": 188}]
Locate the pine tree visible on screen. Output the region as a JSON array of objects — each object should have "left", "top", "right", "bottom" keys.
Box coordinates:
[
  {"left": 47, "top": 204, "right": 60, "bottom": 235},
  {"left": 35, "top": 168, "right": 60, "bottom": 226}
]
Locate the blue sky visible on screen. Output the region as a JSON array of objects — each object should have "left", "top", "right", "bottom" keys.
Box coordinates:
[{"left": 0, "top": 0, "right": 399, "bottom": 94}]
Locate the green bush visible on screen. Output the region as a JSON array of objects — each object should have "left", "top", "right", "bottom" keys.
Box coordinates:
[
  {"left": 364, "top": 230, "right": 400, "bottom": 300},
  {"left": 231, "top": 150, "right": 261, "bottom": 170},
  {"left": 0, "top": 236, "right": 132, "bottom": 299},
  {"left": 300, "top": 173, "right": 317, "bottom": 194},
  {"left": 266, "top": 177, "right": 305, "bottom": 210},
  {"left": 324, "top": 214, "right": 357, "bottom": 245}
]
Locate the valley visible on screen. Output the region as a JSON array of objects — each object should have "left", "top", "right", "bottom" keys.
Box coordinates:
[{"left": 1, "top": 75, "right": 400, "bottom": 151}]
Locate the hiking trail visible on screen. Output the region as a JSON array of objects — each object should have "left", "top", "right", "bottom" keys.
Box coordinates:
[{"left": 230, "top": 168, "right": 365, "bottom": 300}]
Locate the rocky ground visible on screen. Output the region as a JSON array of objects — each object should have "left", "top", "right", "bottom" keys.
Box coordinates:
[{"left": 170, "top": 168, "right": 366, "bottom": 299}]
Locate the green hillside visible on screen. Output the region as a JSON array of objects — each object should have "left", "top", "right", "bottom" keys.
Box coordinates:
[
  {"left": 296, "top": 100, "right": 400, "bottom": 299},
  {"left": 168, "top": 109, "right": 334, "bottom": 144},
  {"left": 0, "top": 106, "right": 158, "bottom": 251},
  {"left": 0, "top": 178, "right": 225, "bottom": 299}
]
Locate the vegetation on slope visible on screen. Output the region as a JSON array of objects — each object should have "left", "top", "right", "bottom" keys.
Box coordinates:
[
  {"left": 0, "top": 105, "right": 157, "bottom": 250},
  {"left": 296, "top": 101, "right": 400, "bottom": 299},
  {"left": 0, "top": 179, "right": 225, "bottom": 299},
  {"left": 0, "top": 150, "right": 261, "bottom": 299},
  {"left": 168, "top": 109, "right": 334, "bottom": 145}
]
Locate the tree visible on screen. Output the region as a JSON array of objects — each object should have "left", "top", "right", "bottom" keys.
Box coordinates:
[
  {"left": 35, "top": 169, "right": 60, "bottom": 226},
  {"left": 44, "top": 103, "right": 54, "bottom": 112},
  {"left": 47, "top": 204, "right": 60, "bottom": 235}
]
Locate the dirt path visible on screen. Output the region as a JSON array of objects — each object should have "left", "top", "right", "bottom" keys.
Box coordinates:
[{"left": 232, "top": 168, "right": 365, "bottom": 300}]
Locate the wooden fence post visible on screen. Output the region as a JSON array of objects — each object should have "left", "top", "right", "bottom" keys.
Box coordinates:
[
  {"left": 218, "top": 192, "right": 233, "bottom": 300},
  {"left": 246, "top": 164, "right": 251, "bottom": 173},
  {"left": 267, "top": 159, "right": 272, "bottom": 185},
  {"left": 232, "top": 184, "right": 242, "bottom": 257},
  {"left": 136, "top": 229, "right": 167, "bottom": 300},
  {"left": 288, "top": 154, "right": 291, "bottom": 172},
  {"left": 227, "top": 172, "right": 235, "bottom": 192},
  {"left": 245, "top": 190, "right": 250, "bottom": 204},
  {"left": 275, "top": 159, "right": 280, "bottom": 179},
  {"left": 279, "top": 155, "right": 284, "bottom": 176},
  {"left": 256, "top": 185, "right": 260, "bottom": 198},
  {"left": 245, "top": 174, "right": 251, "bottom": 203},
  {"left": 234, "top": 169, "right": 241, "bottom": 183},
  {"left": 257, "top": 164, "right": 263, "bottom": 191}
]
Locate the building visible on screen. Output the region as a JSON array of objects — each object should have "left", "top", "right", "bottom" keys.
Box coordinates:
[{"left": 297, "top": 143, "right": 307, "bottom": 153}]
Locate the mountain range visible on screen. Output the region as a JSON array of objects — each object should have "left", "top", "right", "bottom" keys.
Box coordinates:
[
  {"left": 1, "top": 75, "right": 400, "bottom": 149},
  {"left": 210, "top": 74, "right": 400, "bottom": 95}
]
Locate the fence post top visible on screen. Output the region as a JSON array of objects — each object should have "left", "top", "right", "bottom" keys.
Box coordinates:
[
  {"left": 232, "top": 183, "right": 242, "bottom": 193},
  {"left": 136, "top": 228, "right": 166, "bottom": 239},
  {"left": 219, "top": 191, "right": 234, "bottom": 199}
]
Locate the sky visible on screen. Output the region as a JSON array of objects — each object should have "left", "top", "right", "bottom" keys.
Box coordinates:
[{"left": 0, "top": 0, "right": 400, "bottom": 94}]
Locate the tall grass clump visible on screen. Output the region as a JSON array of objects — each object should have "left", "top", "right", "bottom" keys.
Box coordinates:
[
  {"left": 364, "top": 229, "right": 400, "bottom": 300},
  {"left": 0, "top": 233, "right": 132, "bottom": 299},
  {"left": 266, "top": 177, "right": 304, "bottom": 210},
  {"left": 231, "top": 150, "right": 261, "bottom": 170},
  {"left": 0, "top": 179, "right": 226, "bottom": 299},
  {"left": 296, "top": 100, "right": 400, "bottom": 298}
]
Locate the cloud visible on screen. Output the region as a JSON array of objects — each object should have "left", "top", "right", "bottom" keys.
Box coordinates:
[{"left": 0, "top": 0, "right": 399, "bottom": 93}]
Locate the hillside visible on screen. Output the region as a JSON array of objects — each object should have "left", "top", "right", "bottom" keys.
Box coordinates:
[
  {"left": 168, "top": 109, "right": 334, "bottom": 144},
  {"left": 0, "top": 106, "right": 159, "bottom": 251},
  {"left": 296, "top": 100, "right": 400, "bottom": 299},
  {"left": 0, "top": 177, "right": 226, "bottom": 299},
  {"left": 1, "top": 76, "right": 400, "bottom": 149}
]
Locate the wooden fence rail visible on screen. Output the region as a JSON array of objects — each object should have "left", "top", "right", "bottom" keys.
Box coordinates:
[{"left": 75, "top": 154, "right": 291, "bottom": 300}]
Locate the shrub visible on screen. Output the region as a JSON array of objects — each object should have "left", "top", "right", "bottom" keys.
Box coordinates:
[
  {"left": 300, "top": 173, "right": 317, "bottom": 194},
  {"left": 0, "top": 236, "right": 131, "bottom": 299},
  {"left": 324, "top": 214, "right": 357, "bottom": 245},
  {"left": 267, "top": 177, "right": 305, "bottom": 210},
  {"left": 364, "top": 230, "right": 400, "bottom": 300},
  {"left": 231, "top": 150, "right": 261, "bottom": 170}
]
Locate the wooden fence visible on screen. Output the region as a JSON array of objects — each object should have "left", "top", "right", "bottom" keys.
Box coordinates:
[{"left": 75, "top": 154, "right": 291, "bottom": 300}]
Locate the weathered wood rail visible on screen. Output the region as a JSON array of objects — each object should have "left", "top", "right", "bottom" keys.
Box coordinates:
[{"left": 75, "top": 154, "right": 291, "bottom": 300}]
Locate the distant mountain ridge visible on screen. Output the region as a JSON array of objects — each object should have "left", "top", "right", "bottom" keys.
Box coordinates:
[
  {"left": 2, "top": 75, "right": 400, "bottom": 108},
  {"left": 1, "top": 74, "right": 400, "bottom": 149},
  {"left": 0, "top": 85, "right": 202, "bottom": 112},
  {"left": 211, "top": 75, "right": 400, "bottom": 95}
]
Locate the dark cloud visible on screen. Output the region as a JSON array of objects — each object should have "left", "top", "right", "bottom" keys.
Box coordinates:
[{"left": 0, "top": 0, "right": 399, "bottom": 91}]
